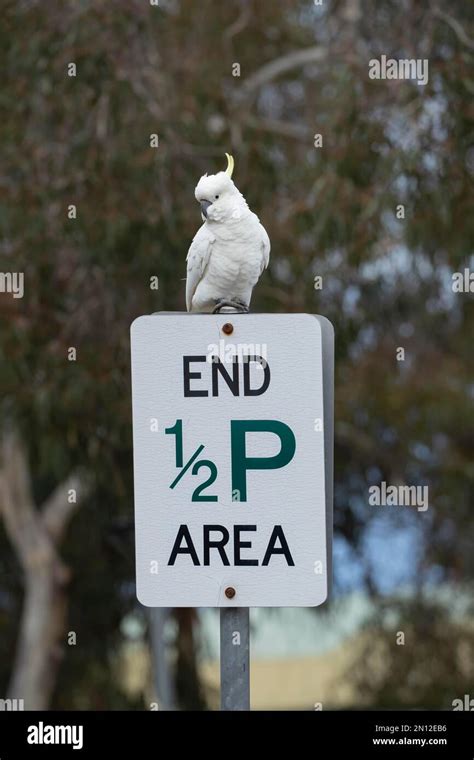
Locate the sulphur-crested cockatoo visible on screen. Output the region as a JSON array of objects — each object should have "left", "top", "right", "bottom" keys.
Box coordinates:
[{"left": 186, "top": 154, "right": 270, "bottom": 313}]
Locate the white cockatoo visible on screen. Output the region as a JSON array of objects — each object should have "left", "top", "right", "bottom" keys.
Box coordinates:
[{"left": 186, "top": 154, "right": 270, "bottom": 313}]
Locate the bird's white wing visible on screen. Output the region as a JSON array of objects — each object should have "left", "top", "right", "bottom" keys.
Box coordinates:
[
  {"left": 185, "top": 225, "right": 215, "bottom": 311},
  {"left": 259, "top": 224, "right": 271, "bottom": 274}
]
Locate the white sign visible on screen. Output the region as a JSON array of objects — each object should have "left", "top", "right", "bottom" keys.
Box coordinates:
[{"left": 131, "top": 313, "right": 333, "bottom": 607}]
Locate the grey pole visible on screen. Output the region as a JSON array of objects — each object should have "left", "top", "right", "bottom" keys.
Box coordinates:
[
  {"left": 220, "top": 607, "right": 250, "bottom": 710},
  {"left": 214, "top": 303, "right": 250, "bottom": 711}
]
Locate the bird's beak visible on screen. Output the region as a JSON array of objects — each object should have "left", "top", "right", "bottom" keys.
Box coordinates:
[{"left": 200, "top": 200, "right": 212, "bottom": 219}]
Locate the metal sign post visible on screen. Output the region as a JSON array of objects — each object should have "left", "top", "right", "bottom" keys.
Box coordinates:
[
  {"left": 220, "top": 607, "right": 250, "bottom": 710},
  {"left": 215, "top": 305, "right": 250, "bottom": 712}
]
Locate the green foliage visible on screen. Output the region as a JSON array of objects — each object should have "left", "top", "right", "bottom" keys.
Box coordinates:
[{"left": 349, "top": 596, "right": 474, "bottom": 709}]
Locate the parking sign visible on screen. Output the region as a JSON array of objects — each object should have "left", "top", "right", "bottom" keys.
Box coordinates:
[{"left": 131, "top": 313, "right": 333, "bottom": 607}]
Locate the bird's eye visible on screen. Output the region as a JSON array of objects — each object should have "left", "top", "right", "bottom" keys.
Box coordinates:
[{"left": 215, "top": 194, "right": 219, "bottom": 199}]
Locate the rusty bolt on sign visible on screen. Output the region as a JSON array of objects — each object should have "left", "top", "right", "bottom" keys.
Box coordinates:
[
  {"left": 225, "top": 586, "right": 236, "bottom": 599},
  {"left": 222, "top": 323, "right": 234, "bottom": 335}
]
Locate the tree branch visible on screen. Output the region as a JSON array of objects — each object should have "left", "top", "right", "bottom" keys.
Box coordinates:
[
  {"left": 0, "top": 430, "right": 88, "bottom": 567},
  {"left": 233, "top": 45, "right": 328, "bottom": 101},
  {"left": 242, "top": 114, "right": 312, "bottom": 141},
  {"left": 431, "top": 6, "right": 474, "bottom": 51},
  {"left": 0, "top": 430, "right": 41, "bottom": 565},
  {"left": 0, "top": 427, "right": 89, "bottom": 709},
  {"left": 41, "top": 473, "right": 87, "bottom": 544},
  {"left": 224, "top": 0, "right": 251, "bottom": 40}
]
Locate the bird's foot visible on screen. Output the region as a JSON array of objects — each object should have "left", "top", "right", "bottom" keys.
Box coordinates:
[{"left": 212, "top": 299, "right": 249, "bottom": 314}]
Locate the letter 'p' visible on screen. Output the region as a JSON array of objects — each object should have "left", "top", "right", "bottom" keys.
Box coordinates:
[{"left": 230, "top": 420, "right": 296, "bottom": 502}]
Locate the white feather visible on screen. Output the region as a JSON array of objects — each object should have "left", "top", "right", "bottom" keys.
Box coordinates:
[
  {"left": 185, "top": 225, "right": 215, "bottom": 312},
  {"left": 186, "top": 162, "right": 270, "bottom": 312}
]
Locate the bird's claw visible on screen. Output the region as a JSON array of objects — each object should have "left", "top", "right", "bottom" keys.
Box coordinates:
[{"left": 212, "top": 300, "right": 249, "bottom": 314}]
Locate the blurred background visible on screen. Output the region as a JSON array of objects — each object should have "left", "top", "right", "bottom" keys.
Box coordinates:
[{"left": 0, "top": 0, "right": 473, "bottom": 710}]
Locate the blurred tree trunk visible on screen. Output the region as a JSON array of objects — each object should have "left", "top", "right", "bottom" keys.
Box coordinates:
[
  {"left": 0, "top": 430, "right": 86, "bottom": 710},
  {"left": 149, "top": 607, "right": 175, "bottom": 710},
  {"left": 173, "top": 608, "right": 206, "bottom": 710}
]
